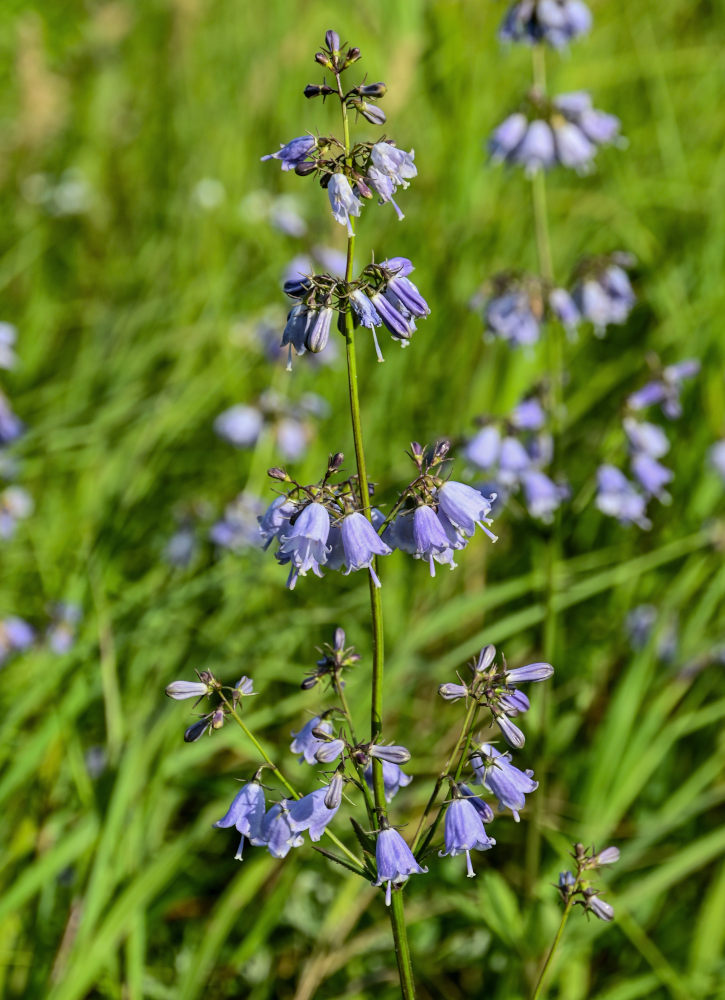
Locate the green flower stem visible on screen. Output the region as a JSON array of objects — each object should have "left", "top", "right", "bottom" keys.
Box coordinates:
[
  {"left": 337, "top": 80, "right": 416, "bottom": 1000},
  {"left": 332, "top": 675, "right": 377, "bottom": 821},
  {"left": 526, "top": 42, "right": 561, "bottom": 895},
  {"left": 530, "top": 900, "right": 573, "bottom": 1000},
  {"left": 219, "top": 693, "right": 365, "bottom": 875},
  {"left": 411, "top": 700, "right": 482, "bottom": 856}
]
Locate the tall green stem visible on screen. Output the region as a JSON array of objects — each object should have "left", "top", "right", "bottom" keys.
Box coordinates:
[
  {"left": 526, "top": 43, "right": 561, "bottom": 895},
  {"left": 336, "top": 80, "right": 416, "bottom": 1000},
  {"left": 531, "top": 901, "right": 572, "bottom": 1000}
]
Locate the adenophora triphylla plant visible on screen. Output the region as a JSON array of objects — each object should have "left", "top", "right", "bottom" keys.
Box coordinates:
[{"left": 163, "top": 29, "right": 558, "bottom": 998}]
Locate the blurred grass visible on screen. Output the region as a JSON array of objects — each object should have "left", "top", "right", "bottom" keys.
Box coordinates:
[{"left": 0, "top": 0, "right": 724, "bottom": 998}]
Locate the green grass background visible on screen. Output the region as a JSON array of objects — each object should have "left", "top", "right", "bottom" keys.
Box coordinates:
[{"left": 1, "top": 0, "right": 724, "bottom": 997}]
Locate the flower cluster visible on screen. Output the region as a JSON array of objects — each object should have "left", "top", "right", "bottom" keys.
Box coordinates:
[
  {"left": 571, "top": 253, "right": 636, "bottom": 336},
  {"left": 596, "top": 357, "right": 698, "bottom": 528},
  {"left": 557, "top": 842, "right": 620, "bottom": 922},
  {"left": 258, "top": 443, "right": 497, "bottom": 589},
  {"left": 280, "top": 256, "right": 429, "bottom": 367},
  {"left": 490, "top": 91, "right": 623, "bottom": 177},
  {"left": 499, "top": 0, "right": 592, "bottom": 49},
  {"left": 214, "top": 390, "right": 329, "bottom": 463},
  {"left": 463, "top": 396, "right": 568, "bottom": 522}
]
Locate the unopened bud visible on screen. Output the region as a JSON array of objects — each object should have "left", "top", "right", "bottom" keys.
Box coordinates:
[
  {"left": 315, "top": 738, "right": 345, "bottom": 763},
  {"left": 344, "top": 46, "right": 361, "bottom": 66},
  {"left": 329, "top": 452, "right": 345, "bottom": 472},
  {"left": 475, "top": 644, "right": 497, "bottom": 672},
  {"left": 354, "top": 175, "right": 373, "bottom": 199},
  {"left": 295, "top": 160, "right": 318, "bottom": 177},
  {"left": 315, "top": 51, "right": 333, "bottom": 69},
  {"left": 438, "top": 682, "right": 468, "bottom": 702},
  {"left": 324, "top": 772, "right": 343, "bottom": 809},
  {"left": 183, "top": 718, "right": 208, "bottom": 743},
  {"left": 211, "top": 708, "right": 225, "bottom": 730},
  {"left": 165, "top": 680, "right": 210, "bottom": 700},
  {"left": 333, "top": 626, "right": 346, "bottom": 650},
  {"left": 369, "top": 743, "right": 411, "bottom": 764},
  {"left": 267, "top": 466, "right": 288, "bottom": 481},
  {"left": 359, "top": 82, "right": 387, "bottom": 98},
  {"left": 349, "top": 99, "right": 386, "bottom": 125},
  {"left": 593, "top": 846, "right": 620, "bottom": 866},
  {"left": 325, "top": 29, "right": 341, "bottom": 52},
  {"left": 304, "top": 84, "right": 326, "bottom": 99},
  {"left": 300, "top": 675, "right": 320, "bottom": 690}
]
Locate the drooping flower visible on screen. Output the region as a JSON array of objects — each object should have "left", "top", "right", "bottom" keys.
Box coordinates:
[
  {"left": 287, "top": 788, "right": 340, "bottom": 841},
  {"left": 586, "top": 892, "right": 615, "bottom": 921},
  {"left": 261, "top": 135, "right": 316, "bottom": 171},
  {"left": 439, "top": 795, "right": 496, "bottom": 878},
  {"left": 253, "top": 803, "right": 304, "bottom": 859},
  {"left": 627, "top": 359, "right": 700, "bottom": 419},
  {"left": 214, "top": 781, "right": 266, "bottom": 861},
  {"left": 384, "top": 262, "right": 430, "bottom": 318},
  {"left": 373, "top": 827, "right": 428, "bottom": 906},
  {"left": 623, "top": 418, "right": 670, "bottom": 459},
  {"left": 436, "top": 481, "right": 498, "bottom": 541},
  {"left": 630, "top": 452, "right": 673, "bottom": 500},
  {"left": 277, "top": 502, "right": 331, "bottom": 588},
  {"left": 593, "top": 846, "right": 621, "bottom": 866},
  {"left": 499, "top": 0, "right": 592, "bottom": 49},
  {"left": 369, "top": 290, "right": 416, "bottom": 343},
  {"left": 709, "top": 440, "right": 725, "bottom": 482},
  {"left": 306, "top": 307, "right": 334, "bottom": 354},
  {"left": 363, "top": 760, "right": 413, "bottom": 802},
  {"left": 412, "top": 504, "right": 458, "bottom": 575},
  {"left": 258, "top": 496, "right": 296, "bottom": 550},
  {"left": 214, "top": 404, "right": 264, "bottom": 448},
  {"left": 339, "top": 511, "right": 392, "bottom": 586},
  {"left": 327, "top": 174, "right": 362, "bottom": 236},
  {"left": 350, "top": 290, "right": 385, "bottom": 361},
  {"left": 370, "top": 142, "right": 417, "bottom": 188},
  {"left": 595, "top": 465, "right": 650, "bottom": 529},
  {"left": 521, "top": 469, "right": 568, "bottom": 522},
  {"left": 471, "top": 743, "right": 538, "bottom": 821},
  {"left": 290, "top": 716, "right": 333, "bottom": 765},
  {"left": 281, "top": 304, "right": 312, "bottom": 370},
  {"left": 366, "top": 167, "right": 405, "bottom": 221},
  {"left": 572, "top": 255, "right": 636, "bottom": 335},
  {"left": 458, "top": 783, "right": 495, "bottom": 824}
]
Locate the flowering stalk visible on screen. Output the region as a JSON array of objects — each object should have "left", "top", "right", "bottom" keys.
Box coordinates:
[
  {"left": 531, "top": 899, "right": 573, "bottom": 1000},
  {"left": 217, "top": 691, "right": 365, "bottom": 874}
]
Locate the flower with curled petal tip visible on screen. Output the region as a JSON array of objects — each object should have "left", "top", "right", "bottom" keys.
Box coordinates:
[
  {"left": 471, "top": 743, "right": 538, "bottom": 821},
  {"left": 261, "top": 135, "right": 316, "bottom": 171},
  {"left": 340, "top": 512, "right": 392, "bottom": 586},
  {"left": 373, "top": 828, "right": 428, "bottom": 906},
  {"left": 327, "top": 174, "right": 362, "bottom": 235},
  {"left": 290, "top": 716, "right": 333, "bottom": 764},
  {"left": 439, "top": 797, "right": 496, "bottom": 878},
  {"left": 436, "top": 481, "right": 498, "bottom": 542},
  {"left": 277, "top": 502, "right": 331, "bottom": 589},
  {"left": 287, "top": 788, "right": 341, "bottom": 841}
]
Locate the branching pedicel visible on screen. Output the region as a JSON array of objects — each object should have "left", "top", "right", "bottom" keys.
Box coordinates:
[{"left": 164, "top": 24, "right": 616, "bottom": 999}]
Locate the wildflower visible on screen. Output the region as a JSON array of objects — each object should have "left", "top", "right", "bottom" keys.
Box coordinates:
[
  {"left": 0, "top": 323, "right": 17, "bottom": 370},
  {"left": 504, "top": 662, "right": 554, "bottom": 684},
  {"left": 412, "top": 504, "right": 458, "bottom": 575},
  {"left": 458, "top": 783, "right": 495, "bottom": 824},
  {"left": 370, "top": 290, "right": 415, "bottom": 342},
  {"left": 339, "top": 511, "right": 392, "bottom": 586},
  {"left": 0, "top": 616, "right": 34, "bottom": 664},
  {"left": 213, "top": 781, "right": 266, "bottom": 856},
  {"left": 327, "top": 174, "right": 362, "bottom": 235},
  {"left": 290, "top": 716, "right": 333, "bottom": 764},
  {"left": 254, "top": 803, "right": 304, "bottom": 858},
  {"left": 630, "top": 452, "right": 672, "bottom": 500},
  {"left": 370, "top": 142, "right": 417, "bottom": 188},
  {"left": 484, "top": 288, "right": 542, "bottom": 346},
  {"left": 363, "top": 760, "right": 412, "bottom": 802},
  {"left": 277, "top": 502, "right": 331, "bottom": 588},
  {"left": 258, "top": 496, "right": 296, "bottom": 550},
  {"left": 314, "top": 738, "right": 345, "bottom": 763},
  {"left": 439, "top": 795, "right": 496, "bottom": 878},
  {"left": 235, "top": 675, "right": 254, "bottom": 695},
  {"left": 595, "top": 465, "right": 650, "bottom": 528},
  {"left": 494, "top": 713, "right": 526, "bottom": 748},
  {"left": 287, "top": 788, "right": 341, "bottom": 841},
  {"left": 0, "top": 486, "right": 33, "bottom": 539},
  {"left": 465, "top": 425, "right": 501, "bottom": 470},
  {"left": 324, "top": 772, "right": 344, "bottom": 809},
  {"left": 350, "top": 290, "right": 385, "bottom": 361},
  {"left": 281, "top": 304, "right": 313, "bottom": 370},
  {"left": 471, "top": 743, "right": 538, "bottom": 821},
  {"left": 439, "top": 682, "right": 469, "bottom": 702},
  {"left": 623, "top": 418, "right": 669, "bottom": 459},
  {"left": 513, "top": 120, "right": 556, "bottom": 175},
  {"left": 211, "top": 495, "right": 264, "bottom": 552},
  {"left": 373, "top": 827, "right": 428, "bottom": 906},
  {"left": 593, "top": 846, "right": 620, "bottom": 866},
  {"left": 276, "top": 418, "right": 308, "bottom": 462},
  {"left": 549, "top": 288, "right": 581, "bottom": 337},
  {"left": 499, "top": 0, "right": 592, "bottom": 48},
  {"left": 710, "top": 440, "right": 725, "bottom": 481},
  {"left": 627, "top": 359, "right": 700, "bottom": 419},
  {"left": 214, "top": 405, "right": 264, "bottom": 448},
  {"left": 489, "top": 113, "right": 529, "bottom": 163},
  {"left": 384, "top": 261, "right": 430, "bottom": 318},
  {"left": 572, "top": 256, "right": 635, "bottom": 335},
  {"left": 436, "top": 481, "right": 498, "bottom": 541},
  {"left": 499, "top": 436, "right": 533, "bottom": 485},
  {"left": 306, "top": 307, "right": 334, "bottom": 354},
  {"left": 369, "top": 744, "right": 411, "bottom": 764},
  {"left": 521, "top": 469, "right": 568, "bottom": 521},
  {"left": 585, "top": 891, "right": 615, "bottom": 922},
  {"left": 165, "top": 679, "right": 210, "bottom": 700},
  {"left": 367, "top": 167, "right": 405, "bottom": 220},
  {"left": 261, "top": 135, "right": 316, "bottom": 171},
  {"left": 498, "top": 689, "right": 530, "bottom": 716},
  {"left": 183, "top": 717, "right": 211, "bottom": 743}
]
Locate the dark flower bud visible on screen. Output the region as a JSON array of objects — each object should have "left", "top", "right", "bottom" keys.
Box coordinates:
[
  {"left": 359, "top": 82, "right": 387, "bottom": 98},
  {"left": 411, "top": 441, "right": 424, "bottom": 459},
  {"left": 315, "top": 51, "right": 333, "bottom": 69},
  {"left": 295, "top": 160, "right": 318, "bottom": 177},
  {"left": 318, "top": 172, "right": 332, "bottom": 189},
  {"left": 344, "top": 47, "right": 361, "bottom": 66},
  {"left": 267, "top": 466, "right": 288, "bottom": 481},
  {"left": 336, "top": 310, "right": 347, "bottom": 335},
  {"left": 434, "top": 439, "right": 451, "bottom": 462},
  {"left": 183, "top": 718, "right": 208, "bottom": 743},
  {"left": 324, "top": 772, "right": 344, "bottom": 809},
  {"left": 304, "top": 84, "right": 325, "bottom": 99},
  {"left": 211, "top": 708, "right": 225, "bottom": 730},
  {"left": 333, "top": 626, "right": 346, "bottom": 650},
  {"left": 301, "top": 675, "right": 320, "bottom": 690},
  {"left": 325, "top": 30, "right": 341, "bottom": 52},
  {"left": 329, "top": 452, "right": 345, "bottom": 472},
  {"left": 283, "top": 277, "right": 312, "bottom": 298}
]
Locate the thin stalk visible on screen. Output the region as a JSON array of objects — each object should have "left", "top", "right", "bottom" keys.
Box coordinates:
[
  {"left": 411, "top": 698, "right": 480, "bottom": 854},
  {"left": 530, "top": 901, "right": 572, "bottom": 1000},
  {"left": 336, "top": 77, "right": 415, "bottom": 999},
  {"left": 220, "top": 694, "right": 365, "bottom": 874},
  {"left": 526, "top": 42, "right": 561, "bottom": 895},
  {"left": 332, "top": 675, "right": 377, "bottom": 820}
]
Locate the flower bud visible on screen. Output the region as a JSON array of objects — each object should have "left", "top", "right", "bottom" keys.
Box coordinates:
[
  {"left": 495, "top": 713, "right": 525, "bottom": 749},
  {"left": 593, "top": 846, "right": 620, "bottom": 866},
  {"left": 183, "top": 718, "right": 209, "bottom": 743},
  {"left": 586, "top": 892, "right": 615, "bottom": 922},
  {"left": 438, "top": 682, "right": 468, "bottom": 702},
  {"left": 295, "top": 160, "right": 318, "bottom": 177},
  {"left": 267, "top": 466, "right": 288, "bottom": 481},
  {"left": 475, "top": 644, "right": 497, "bottom": 672},
  {"left": 315, "top": 51, "right": 333, "bottom": 69},
  {"left": 333, "top": 626, "right": 346, "bottom": 650},
  {"left": 328, "top": 452, "right": 345, "bottom": 472},
  {"left": 349, "top": 99, "right": 386, "bottom": 125},
  {"left": 315, "top": 738, "right": 345, "bottom": 763},
  {"left": 359, "top": 82, "right": 387, "bottom": 98},
  {"left": 211, "top": 708, "right": 225, "bottom": 730},
  {"left": 369, "top": 744, "right": 411, "bottom": 764},
  {"left": 300, "top": 675, "right": 320, "bottom": 690},
  {"left": 165, "top": 680, "right": 210, "bottom": 700},
  {"left": 505, "top": 662, "right": 554, "bottom": 684},
  {"left": 304, "top": 83, "right": 334, "bottom": 99},
  {"left": 354, "top": 175, "right": 374, "bottom": 199},
  {"left": 344, "top": 46, "right": 361, "bottom": 66},
  {"left": 325, "top": 29, "right": 341, "bottom": 52},
  {"left": 324, "top": 772, "right": 343, "bottom": 809}
]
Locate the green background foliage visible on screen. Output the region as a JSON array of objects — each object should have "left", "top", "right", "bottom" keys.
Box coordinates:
[{"left": 1, "top": 1, "right": 724, "bottom": 997}]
